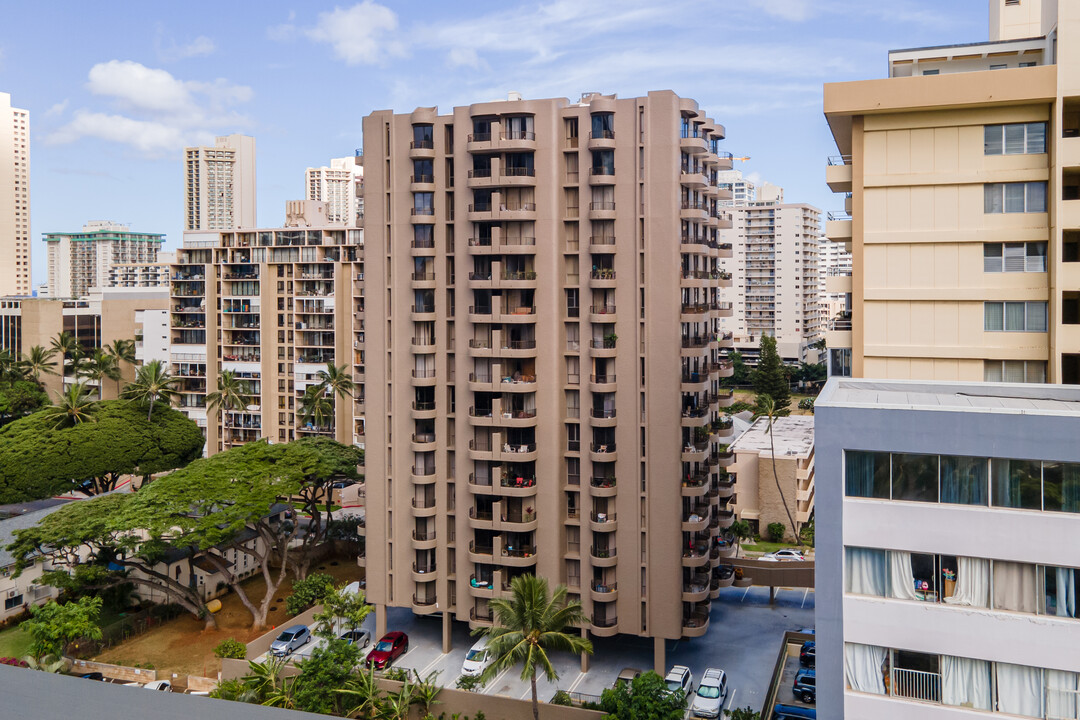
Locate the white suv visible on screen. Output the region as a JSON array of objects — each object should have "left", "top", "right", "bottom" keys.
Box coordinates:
[
  {"left": 664, "top": 665, "right": 693, "bottom": 696},
  {"left": 691, "top": 667, "right": 728, "bottom": 718}
]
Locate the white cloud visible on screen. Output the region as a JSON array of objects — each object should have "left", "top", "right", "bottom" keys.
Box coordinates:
[
  {"left": 305, "top": 1, "right": 403, "bottom": 65},
  {"left": 158, "top": 35, "right": 216, "bottom": 62},
  {"left": 49, "top": 61, "right": 252, "bottom": 156},
  {"left": 446, "top": 47, "right": 482, "bottom": 70},
  {"left": 44, "top": 100, "right": 68, "bottom": 118},
  {"left": 749, "top": 0, "right": 815, "bottom": 22}
]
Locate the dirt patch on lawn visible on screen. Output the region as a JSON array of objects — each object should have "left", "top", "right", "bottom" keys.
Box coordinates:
[{"left": 93, "top": 559, "right": 362, "bottom": 679}]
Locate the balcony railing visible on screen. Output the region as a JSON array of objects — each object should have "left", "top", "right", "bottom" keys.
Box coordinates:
[
  {"left": 590, "top": 442, "right": 616, "bottom": 453},
  {"left": 590, "top": 374, "right": 616, "bottom": 383},
  {"left": 890, "top": 668, "right": 941, "bottom": 704},
  {"left": 827, "top": 210, "right": 852, "bottom": 222},
  {"left": 827, "top": 154, "right": 852, "bottom": 166},
  {"left": 590, "top": 546, "right": 616, "bottom": 560},
  {"left": 591, "top": 580, "right": 617, "bottom": 593}
]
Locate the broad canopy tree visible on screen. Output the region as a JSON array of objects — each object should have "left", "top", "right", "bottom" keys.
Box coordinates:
[
  {"left": 0, "top": 399, "right": 205, "bottom": 502},
  {"left": 7, "top": 437, "right": 363, "bottom": 630}
]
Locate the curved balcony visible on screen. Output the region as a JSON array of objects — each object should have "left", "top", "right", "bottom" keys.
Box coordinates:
[
  {"left": 681, "top": 473, "right": 710, "bottom": 498},
  {"left": 588, "top": 201, "right": 616, "bottom": 221},
  {"left": 715, "top": 477, "right": 736, "bottom": 500},
  {"left": 467, "top": 406, "right": 495, "bottom": 427},
  {"left": 713, "top": 417, "right": 734, "bottom": 440},
  {"left": 467, "top": 440, "right": 496, "bottom": 462},
  {"left": 714, "top": 302, "right": 733, "bottom": 318},
  {"left": 589, "top": 338, "right": 618, "bottom": 358},
  {"left": 734, "top": 571, "right": 753, "bottom": 588},
  {"left": 409, "top": 207, "right": 436, "bottom": 225},
  {"left": 467, "top": 304, "right": 493, "bottom": 324},
  {"left": 588, "top": 235, "right": 617, "bottom": 253},
  {"left": 591, "top": 615, "right": 619, "bottom": 637},
  {"left": 588, "top": 304, "right": 617, "bottom": 324},
  {"left": 467, "top": 339, "right": 494, "bottom": 358},
  {"left": 411, "top": 563, "right": 437, "bottom": 583},
  {"left": 713, "top": 508, "right": 735, "bottom": 531},
  {"left": 499, "top": 545, "right": 538, "bottom": 568},
  {"left": 716, "top": 242, "right": 733, "bottom": 259},
  {"left": 590, "top": 408, "right": 617, "bottom": 428},
  {"left": 411, "top": 497, "right": 437, "bottom": 520},
  {"left": 411, "top": 400, "right": 437, "bottom": 420},
  {"left": 590, "top": 476, "right": 617, "bottom": 497},
  {"left": 682, "top": 544, "right": 710, "bottom": 568},
  {"left": 469, "top": 608, "right": 494, "bottom": 627},
  {"left": 680, "top": 201, "right": 709, "bottom": 222},
  {"left": 682, "top": 440, "right": 710, "bottom": 463},
  {"left": 499, "top": 306, "right": 537, "bottom": 324},
  {"left": 469, "top": 576, "right": 496, "bottom": 598},
  {"left": 682, "top": 505, "right": 710, "bottom": 532},
  {"left": 589, "top": 442, "right": 617, "bottom": 463},
  {"left": 410, "top": 304, "right": 436, "bottom": 322},
  {"left": 465, "top": 168, "right": 497, "bottom": 189},
  {"left": 500, "top": 167, "right": 537, "bottom": 187},
  {"left": 682, "top": 574, "right": 711, "bottom": 603},
  {"left": 468, "top": 541, "right": 494, "bottom": 564},
  {"left": 499, "top": 512, "right": 538, "bottom": 532},
  {"left": 467, "top": 373, "right": 496, "bottom": 393},
  {"left": 681, "top": 408, "right": 710, "bottom": 428},
  {"left": 496, "top": 270, "right": 538, "bottom": 290},
  {"left": 588, "top": 268, "right": 617, "bottom": 289},
  {"left": 410, "top": 432, "right": 437, "bottom": 452},
  {"left": 680, "top": 134, "right": 708, "bottom": 154},
  {"left": 707, "top": 448, "right": 736, "bottom": 469},
  {"left": 586, "top": 130, "right": 616, "bottom": 150},
  {"left": 590, "top": 580, "right": 618, "bottom": 603},
  {"left": 680, "top": 171, "right": 708, "bottom": 189},
  {"left": 711, "top": 361, "right": 735, "bottom": 380},
  {"left": 498, "top": 130, "right": 537, "bottom": 152},
  {"left": 588, "top": 167, "right": 616, "bottom": 186},
  {"left": 411, "top": 529, "right": 437, "bottom": 550},
  {"left": 682, "top": 608, "right": 710, "bottom": 638},
  {"left": 590, "top": 545, "right": 617, "bottom": 567},
  {"left": 408, "top": 140, "right": 435, "bottom": 160},
  {"left": 711, "top": 569, "right": 735, "bottom": 597},
  {"left": 588, "top": 511, "right": 617, "bottom": 533},
  {"left": 410, "top": 174, "right": 435, "bottom": 193},
  {"left": 410, "top": 465, "right": 437, "bottom": 486},
  {"left": 412, "top": 593, "right": 439, "bottom": 615},
  {"left": 588, "top": 373, "right": 617, "bottom": 392},
  {"left": 714, "top": 387, "right": 735, "bottom": 408},
  {"left": 492, "top": 203, "right": 537, "bottom": 222},
  {"left": 497, "top": 339, "right": 538, "bottom": 358},
  {"left": 494, "top": 410, "right": 538, "bottom": 429},
  {"left": 468, "top": 507, "right": 495, "bottom": 530},
  {"left": 411, "top": 368, "right": 437, "bottom": 388},
  {"left": 681, "top": 371, "right": 709, "bottom": 392},
  {"left": 494, "top": 476, "right": 539, "bottom": 497},
  {"left": 466, "top": 271, "right": 493, "bottom": 290}
]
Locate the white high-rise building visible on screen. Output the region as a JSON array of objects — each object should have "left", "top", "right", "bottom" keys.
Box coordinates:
[
  {"left": 42, "top": 221, "right": 165, "bottom": 299},
  {"left": 305, "top": 156, "right": 363, "bottom": 226},
  {"left": 718, "top": 195, "right": 823, "bottom": 363},
  {"left": 819, "top": 238, "right": 853, "bottom": 328},
  {"left": 184, "top": 134, "right": 256, "bottom": 232},
  {"left": 0, "top": 92, "right": 30, "bottom": 296},
  {"left": 717, "top": 169, "right": 756, "bottom": 207}
]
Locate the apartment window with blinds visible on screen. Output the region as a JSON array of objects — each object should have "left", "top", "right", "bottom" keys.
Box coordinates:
[
  {"left": 984, "top": 122, "right": 1047, "bottom": 155},
  {"left": 984, "top": 182, "right": 1047, "bottom": 213},
  {"left": 984, "top": 360, "right": 1046, "bottom": 384},
  {"left": 984, "top": 301, "right": 1047, "bottom": 332},
  {"left": 983, "top": 242, "right": 1046, "bottom": 272}
]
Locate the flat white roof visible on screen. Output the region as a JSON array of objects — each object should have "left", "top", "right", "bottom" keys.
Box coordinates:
[
  {"left": 817, "top": 378, "right": 1080, "bottom": 417},
  {"left": 729, "top": 415, "right": 814, "bottom": 458}
]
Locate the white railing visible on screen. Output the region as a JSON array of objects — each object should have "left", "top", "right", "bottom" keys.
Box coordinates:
[
  {"left": 890, "top": 667, "right": 941, "bottom": 704},
  {"left": 1046, "top": 686, "right": 1080, "bottom": 719}
]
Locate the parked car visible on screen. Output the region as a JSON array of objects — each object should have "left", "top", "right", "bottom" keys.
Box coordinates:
[
  {"left": 773, "top": 704, "right": 816, "bottom": 719},
  {"left": 664, "top": 665, "right": 693, "bottom": 696},
  {"left": 793, "top": 669, "right": 816, "bottom": 704},
  {"left": 460, "top": 637, "right": 491, "bottom": 677},
  {"left": 80, "top": 672, "right": 104, "bottom": 681},
  {"left": 690, "top": 667, "right": 728, "bottom": 718},
  {"left": 144, "top": 680, "right": 173, "bottom": 692},
  {"left": 799, "top": 641, "right": 815, "bottom": 668},
  {"left": 270, "top": 624, "right": 311, "bottom": 657},
  {"left": 613, "top": 667, "right": 642, "bottom": 689},
  {"left": 366, "top": 631, "right": 409, "bottom": 669},
  {"left": 761, "top": 549, "right": 805, "bottom": 562},
  {"left": 339, "top": 629, "right": 371, "bottom": 649}
]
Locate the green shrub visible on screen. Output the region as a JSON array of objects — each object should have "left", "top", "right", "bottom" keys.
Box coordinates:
[
  {"left": 209, "top": 678, "right": 251, "bottom": 701},
  {"left": 455, "top": 674, "right": 484, "bottom": 692},
  {"left": 383, "top": 666, "right": 409, "bottom": 682},
  {"left": 766, "top": 522, "right": 786, "bottom": 543},
  {"left": 798, "top": 397, "right": 815, "bottom": 412},
  {"left": 551, "top": 690, "right": 572, "bottom": 705},
  {"left": 213, "top": 638, "right": 247, "bottom": 659},
  {"left": 285, "top": 573, "right": 336, "bottom": 615}
]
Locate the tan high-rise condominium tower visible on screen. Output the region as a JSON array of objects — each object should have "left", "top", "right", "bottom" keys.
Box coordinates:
[
  {"left": 306, "top": 156, "right": 364, "bottom": 227},
  {"left": 824, "top": 0, "right": 1080, "bottom": 383},
  {"left": 360, "top": 90, "right": 737, "bottom": 668},
  {"left": 0, "top": 93, "right": 30, "bottom": 296},
  {"left": 184, "top": 134, "right": 256, "bottom": 232}
]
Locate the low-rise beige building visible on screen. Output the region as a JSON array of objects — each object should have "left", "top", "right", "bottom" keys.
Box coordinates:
[{"left": 729, "top": 415, "right": 815, "bottom": 541}]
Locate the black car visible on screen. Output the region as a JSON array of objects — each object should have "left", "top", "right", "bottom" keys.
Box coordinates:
[
  {"left": 81, "top": 672, "right": 104, "bottom": 681},
  {"left": 793, "top": 669, "right": 816, "bottom": 704},
  {"left": 799, "top": 641, "right": 815, "bottom": 668}
]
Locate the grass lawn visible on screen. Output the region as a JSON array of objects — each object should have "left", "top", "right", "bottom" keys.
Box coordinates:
[
  {"left": 0, "top": 626, "right": 33, "bottom": 659},
  {"left": 732, "top": 389, "right": 815, "bottom": 416},
  {"left": 743, "top": 540, "right": 813, "bottom": 555}
]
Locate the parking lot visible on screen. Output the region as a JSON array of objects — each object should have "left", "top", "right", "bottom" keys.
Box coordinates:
[{"left": 275, "top": 584, "right": 814, "bottom": 713}]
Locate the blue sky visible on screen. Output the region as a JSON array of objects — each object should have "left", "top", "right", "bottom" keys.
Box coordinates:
[{"left": 0, "top": 0, "right": 985, "bottom": 287}]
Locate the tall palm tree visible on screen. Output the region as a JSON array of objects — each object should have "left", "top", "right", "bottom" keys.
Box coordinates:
[
  {"left": 122, "top": 360, "right": 179, "bottom": 420},
  {"left": 756, "top": 394, "right": 802, "bottom": 546},
  {"left": 50, "top": 331, "right": 80, "bottom": 377},
  {"left": 104, "top": 338, "right": 137, "bottom": 395},
  {"left": 315, "top": 362, "right": 355, "bottom": 401},
  {"left": 299, "top": 384, "right": 334, "bottom": 433},
  {"left": 80, "top": 350, "right": 121, "bottom": 400},
  {"left": 477, "top": 574, "right": 594, "bottom": 720},
  {"left": 206, "top": 370, "right": 248, "bottom": 450},
  {"left": 40, "top": 382, "right": 97, "bottom": 429},
  {"left": 20, "top": 345, "right": 57, "bottom": 383},
  {"left": 0, "top": 349, "right": 29, "bottom": 381}
]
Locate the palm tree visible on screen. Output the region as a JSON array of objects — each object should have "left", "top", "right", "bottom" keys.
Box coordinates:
[
  {"left": 299, "top": 384, "right": 334, "bottom": 433},
  {"left": 20, "top": 345, "right": 57, "bottom": 383},
  {"left": 336, "top": 665, "right": 383, "bottom": 719},
  {"left": 206, "top": 370, "right": 248, "bottom": 450},
  {"left": 0, "top": 349, "right": 29, "bottom": 381},
  {"left": 40, "top": 382, "right": 97, "bottom": 429},
  {"left": 122, "top": 360, "right": 179, "bottom": 420},
  {"left": 729, "top": 519, "right": 753, "bottom": 557},
  {"left": 756, "top": 394, "right": 802, "bottom": 546},
  {"left": 411, "top": 670, "right": 442, "bottom": 717},
  {"left": 316, "top": 362, "right": 355, "bottom": 401},
  {"left": 50, "top": 331, "right": 80, "bottom": 377},
  {"left": 477, "top": 574, "right": 594, "bottom": 720},
  {"left": 104, "top": 338, "right": 137, "bottom": 395},
  {"left": 241, "top": 656, "right": 288, "bottom": 703},
  {"left": 81, "top": 349, "right": 121, "bottom": 400},
  {"left": 380, "top": 677, "right": 415, "bottom": 720}
]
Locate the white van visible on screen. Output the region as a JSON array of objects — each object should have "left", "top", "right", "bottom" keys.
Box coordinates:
[{"left": 461, "top": 638, "right": 491, "bottom": 677}]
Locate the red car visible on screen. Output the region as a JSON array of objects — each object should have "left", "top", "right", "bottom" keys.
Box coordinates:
[{"left": 366, "top": 631, "right": 409, "bottom": 669}]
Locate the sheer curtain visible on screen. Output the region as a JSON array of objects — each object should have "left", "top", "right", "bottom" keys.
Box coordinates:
[
  {"left": 845, "top": 547, "right": 887, "bottom": 596},
  {"left": 941, "top": 455, "right": 987, "bottom": 506},
  {"left": 996, "top": 662, "right": 1044, "bottom": 717},
  {"left": 1046, "top": 670, "right": 1080, "bottom": 720},
  {"left": 994, "top": 561, "right": 1038, "bottom": 613},
  {"left": 1057, "top": 568, "right": 1077, "bottom": 619},
  {"left": 942, "top": 655, "right": 991, "bottom": 710},
  {"left": 889, "top": 551, "right": 919, "bottom": 600},
  {"left": 944, "top": 557, "right": 990, "bottom": 608},
  {"left": 846, "top": 451, "right": 876, "bottom": 497},
  {"left": 844, "top": 643, "right": 886, "bottom": 695}
]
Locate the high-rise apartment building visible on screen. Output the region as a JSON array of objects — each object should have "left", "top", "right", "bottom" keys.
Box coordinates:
[
  {"left": 718, "top": 197, "right": 823, "bottom": 363},
  {"left": 819, "top": 238, "right": 853, "bottom": 345},
  {"left": 42, "top": 221, "right": 165, "bottom": 299},
  {"left": 184, "top": 134, "right": 256, "bottom": 232},
  {"left": 816, "top": 377, "right": 1080, "bottom": 720},
  {"left": 306, "top": 156, "right": 364, "bottom": 227},
  {"left": 108, "top": 250, "right": 175, "bottom": 290},
  {"left": 717, "top": 169, "right": 756, "bottom": 207},
  {"left": 0, "top": 92, "right": 30, "bottom": 296},
  {"left": 169, "top": 200, "right": 365, "bottom": 448},
  {"left": 359, "top": 91, "right": 738, "bottom": 667},
  {"left": 823, "top": 0, "right": 1080, "bottom": 383}
]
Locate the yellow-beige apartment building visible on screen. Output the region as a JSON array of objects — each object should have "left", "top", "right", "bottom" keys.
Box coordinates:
[{"left": 824, "top": 0, "right": 1080, "bottom": 383}]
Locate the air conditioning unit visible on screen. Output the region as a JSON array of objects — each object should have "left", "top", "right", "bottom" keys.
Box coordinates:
[{"left": 7, "top": 589, "right": 18, "bottom": 599}]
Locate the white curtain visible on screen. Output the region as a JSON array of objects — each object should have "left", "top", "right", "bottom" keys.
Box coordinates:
[
  {"left": 845, "top": 547, "right": 887, "bottom": 596},
  {"left": 942, "top": 655, "right": 991, "bottom": 710},
  {"left": 1046, "top": 670, "right": 1080, "bottom": 720},
  {"left": 944, "top": 557, "right": 990, "bottom": 608},
  {"left": 996, "top": 662, "right": 1044, "bottom": 718},
  {"left": 1057, "top": 568, "right": 1077, "bottom": 618},
  {"left": 994, "top": 561, "right": 1038, "bottom": 613},
  {"left": 844, "top": 643, "right": 886, "bottom": 695},
  {"left": 889, "top": 551, "right": 919, "bottom": 600}
]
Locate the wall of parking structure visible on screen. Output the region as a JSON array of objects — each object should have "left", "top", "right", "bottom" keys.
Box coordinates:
[{"left": 66, "top": 657, "right": 158, "bottom": 683}]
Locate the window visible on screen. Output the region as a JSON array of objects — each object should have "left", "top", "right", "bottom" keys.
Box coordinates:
[
  {"left": 4, "top": 593, "right": 22, "bottom": 610},
  {"left": 983, "top": 242, "right": 1046, "bottom": 272},
  {"left": 985, "top": 123, "right": 1047, "bottom": 155},
  {"left": 845, "top": 451, "right": 890, "bottom": 499},
  {"left": 984, "top": 182, "right": 1046, "bottom": 213},
  {"left": 922, "top": 69, "right": 939, "bottom": 76},
  {"left": 991, "top": 458, "right": 1043, "bottom": 510},
  {"left": 983, "top": 302, "right": 1047, "bottom": 332},
  {"left": 892, "top": 453, "right": 939, "bottom": 503},
  {"left": 984, "top": 360, "right": 1046, "bottom": 384}
]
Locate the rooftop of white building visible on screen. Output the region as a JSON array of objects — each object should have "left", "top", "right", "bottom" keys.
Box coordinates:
[
  {"left": 729, "top": 415, "right": 815, "bottom": 458},
  {"left": 817, "top": 378, "right": 1080, "bottom": 416}
]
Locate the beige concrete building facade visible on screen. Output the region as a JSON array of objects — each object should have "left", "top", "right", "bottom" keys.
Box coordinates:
[
  {"left": 42, "top": 221, "right": 165, "bottom": 299},
  {"left": 824, "top": 0, "right": 1080, "bottom": 384},
  {"left": 184, "top": 134, "right": 256, "bottom": 232},
  {"left": 728, "top": 416, "right": 815, "bottom": 541},
  {"left": 169, "top": 200, "right": 365, "bottom": 448},
  {"left": 306, "top": 156, "right": 364, "bottom": 227},
  {"left": 359, "top": 90, "right": 739, "bottom": 667},
  {"left": 0, "top": 92, "right": 30, "bottom": 296}
]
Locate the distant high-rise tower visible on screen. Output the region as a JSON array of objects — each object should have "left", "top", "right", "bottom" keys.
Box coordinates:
[
  {"left": 716, "top": 169, "right": 756, "bottom": 208},
  {"left": 306, "top": 156, "right": 364, "bottom": 226},
  {"left": 184, "top": 134, "right": 256, "bottom": 231},
  {"left": 0, "top": 92, "right": 30, "bottom": 296},
  {"left": 42, "top": 221, "right": 165, "bottom": 298}
]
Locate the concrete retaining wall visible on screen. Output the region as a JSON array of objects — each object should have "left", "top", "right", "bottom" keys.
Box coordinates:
[
  {"left": 186, "top": 675, "right": 219, "bottom": 693},
  {"left": 67, "top": 657, "right": 158, "bottom": 683}
]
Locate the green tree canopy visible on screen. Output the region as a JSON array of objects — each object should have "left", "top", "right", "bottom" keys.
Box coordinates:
[
  {"left": 751, "top": 335, "right": 791, "bottom": 415},
  {"left": 600, "top": 670, "right": 687, "bottom": 720},
  {"left": 22, "top": 596, "right": 103, "bottom": 659},
  {"left": 0, "top": 378, "right": 48, "bottom": 427},
  {"left": 0, "top": 399, "right": 204, "bottom": 502}
]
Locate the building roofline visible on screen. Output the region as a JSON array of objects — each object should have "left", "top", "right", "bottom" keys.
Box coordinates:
[
  {"left": 888, "top": 35, "right": 1046, "bottom": 56},
  {"left": 817, "top": 377, "right": 1080, "bottom": 417}
]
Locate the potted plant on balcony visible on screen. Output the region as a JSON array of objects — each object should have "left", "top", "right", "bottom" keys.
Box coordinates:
[{"left": 603, "top": 333, "right": 618, "bottom": 349}]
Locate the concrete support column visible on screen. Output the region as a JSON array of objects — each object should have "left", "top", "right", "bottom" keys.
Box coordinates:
[
  {"left": 442, "top": 611, "right": 452, "bottom": 654},
  {"left": 580, "top": 628, "right": 590, "bottom": 672},
  {"left": 375, "top": 602, "right": 387, "bottom": 639},
  {"left": 654, "top": 636, "right": 666, "bottom": 675}
]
